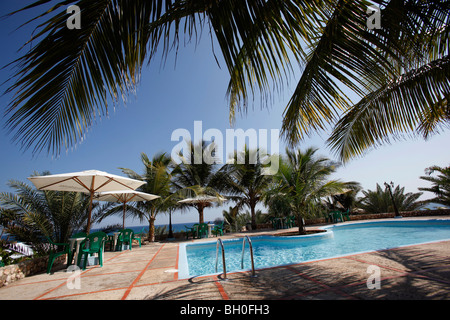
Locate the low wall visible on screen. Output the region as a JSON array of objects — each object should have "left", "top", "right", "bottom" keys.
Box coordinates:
[
  {"left": 304, "top": 208, "right": 450, "bottom": 225},
  {"left": 254, "top": 209, "right": 450, "bottom": 229},
  {"left": 0, "top": 254, "right": 66, "bottom": 287}
]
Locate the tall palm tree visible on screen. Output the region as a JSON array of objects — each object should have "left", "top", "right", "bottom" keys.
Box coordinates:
[
  {"left": 266, "top": 147, "right": 344, "bottom": 235},
  {"left": 357, "top": 183, "right": 423, "bottom": 213},
  {"left": 224, "top": 146, "right": 273, "bottom": 230},
  {"left": 419, "top": 165, "right": 450, "bottom": 207},
  {"left": 171, "top": 140, "right": 228, "bottom": 224},
  {"left": 120, "top": 152, "right": 173, "bottom": 242},
  {"left": 0, "top": 173, "right": 99, "bottom": 254},
  {"left": 4, "top": 1, "right": 449, "bottom": 159}
]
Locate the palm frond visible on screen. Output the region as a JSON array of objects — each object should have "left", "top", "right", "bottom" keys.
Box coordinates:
[
  {"left": 419, "top": 165, "right": 450, "bottom": 207},
  {"left": 328, "top": 55, "right": 450, "bottom": 162},
  {"left": 281, "top": 0, "right": 450, "bottom": 147},
  {"left": 4, "top": 0, "right": 152, "bottom": 155},
  {"left": 281, "top": 0, "right": 397, "bottom": 145}
]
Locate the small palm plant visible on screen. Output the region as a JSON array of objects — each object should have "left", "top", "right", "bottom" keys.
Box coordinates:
[
  {"left": 358, "top": 183, "right": 423, "bottom": 214},
  {"left": 419, "top": 165, "right": 450, "bottom": 207},
  {"left": 0, "top": 172, "right": 99, "bottom": 254}
]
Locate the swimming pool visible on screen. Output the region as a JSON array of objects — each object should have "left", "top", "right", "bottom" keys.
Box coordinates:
[{"left": 178, "top": 219, "right": 450, "bottom": 279}]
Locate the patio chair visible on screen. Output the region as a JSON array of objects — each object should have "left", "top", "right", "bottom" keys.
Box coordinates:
[
  {"left": 269, "top": 217, "right": 283, "bottom": 229},
  {"left": 342, "top": 209, "right": 351, "bottom": 221},
  {"left": 116, "top": 229, "right": 134, "bottom": 251},
  {"left": 104, "top": 234, "right": 115, "bottom": 251},
  {"left": 46, "top": 237, "right": 71, "bottom": 274},
  {"left": 285, "top": 216, "right": 296, "bottom": 228},
  {"left": 212, "top": 221, "right": 224, "bottom": 237},
  {"left": 77, "top": 232, "right": 107, "bottom": 270},
  {"left": 323, "top": 211, "right": 332, "bottom": 223},
  {"left": 185, "top": 224, "right": 197, "bottom": 239},
  {"left": 332, "top": 211, "right": 344, "bottom": 223},
  {"left": 197, "top": 223, "right": 208, "bottom": 238},
  {"left": 133, "top": 228, "right": 146, "bottom": 247}
]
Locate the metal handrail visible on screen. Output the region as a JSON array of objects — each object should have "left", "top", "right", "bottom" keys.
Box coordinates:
[
  {"left": 215, "top": 238, "right": 227, "bottom": 280},
  {"left": 241, "top": 236, "right": 256, "bottom": 277}
]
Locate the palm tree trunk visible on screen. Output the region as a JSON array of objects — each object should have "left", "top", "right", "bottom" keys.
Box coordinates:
[
  {"left": 168, "top": 209, "right": 174, "bottom": 238},
  {"left": 148, "top": 216, "right": 156, "bottom": 242},
  {"left": 297, "top": 215, "right": 306, "bottom": 235},
  {"left": 250, "top": 204, "right": 257, "bottom": 231}
]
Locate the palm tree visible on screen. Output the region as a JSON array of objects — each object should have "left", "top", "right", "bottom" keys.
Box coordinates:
[
  {"left": 159, "top": 191, "right": 184, "bottom": 239},
  {"left": 419, "top": 165, "right": 450, "bottom": 207},
  {"left": 224, "top": 146, "right": 273, "bottom": 230},
  {"left": 266, "top": 147, "right": 345, "bottom": 235},
  {"left": 330, "top": 181, "right": 363, "bottom": 212},
  {"left": 171, "top": 140, "right": 228, "bottom": 224},
  {"left": 120, "top": 152, "right": 173, "bottom": 242},
  {"left": 357, "top": 183, "right": 423, "bottom": 214},
  {"left": 222, "top": 205, "right": 239, "bottom": 232},
  {"left": 5, "top": 1, "right": 449, "bottom": 159},
  {"left": 0, "top": 173, "right": 100, "bottom": 254}
]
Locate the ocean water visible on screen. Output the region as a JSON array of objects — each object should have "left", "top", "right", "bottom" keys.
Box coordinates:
[
  {"left": 1, "top": 222, "right": 201, "bottom": 240},
  {"left": 93, "top": 222, "right": 199, "bottom": 234}
]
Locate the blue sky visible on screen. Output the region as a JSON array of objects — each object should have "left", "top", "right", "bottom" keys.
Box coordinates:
[{"left": 0, "top": 1, "right": 449, "bottom": 229}]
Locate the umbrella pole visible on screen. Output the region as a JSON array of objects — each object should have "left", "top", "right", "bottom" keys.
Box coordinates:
[
  {"left": 198, "top": 203, "right": 204, "bottom": 224},
  {"left": 87, "top": 191, "right": 94, "bottom": 234},
  {"left": 86, "top": 177, "right": 96, "bottom": 234},
  {"left": 123, "top": 203, "right": 126, "bottom": 229}
]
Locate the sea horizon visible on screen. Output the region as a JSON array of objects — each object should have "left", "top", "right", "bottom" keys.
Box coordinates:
[
  {"left": 91, "top": 220, "right": 220, "bottom": 235},
  {"left": 1, "top": 220, "right": 220, "bottom": 240}
]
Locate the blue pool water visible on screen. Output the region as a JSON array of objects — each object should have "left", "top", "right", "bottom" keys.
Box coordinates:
[{"left": 178, "top": 219, "right": 450, "bottom": 278}]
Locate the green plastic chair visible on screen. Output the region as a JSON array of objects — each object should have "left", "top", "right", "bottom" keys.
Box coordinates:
[
  {"left": 116, "top": 229, "right": 134, "bottom": 251},
  {"left": 46, "top": 237, "right": 71, "bottom": 274},
  {"left": 323, "top": 212, "right": 332, "bottom": 223},
  {"left": 287, "top": 216, "right": 296, "bottom": 228},
  {"left": 332, "top": 211, "right": 343, "bottom": 223},
  {"left": 269, "top": 217, "right": 279, "bottom": 229},
  {"left": 342, "top": 209, "right": 351, "bottom": 221},
  {"left": 77, "top": 232, "right": 107, "bottom": 270},
  {"left": 212, "top": 221, "right": 224, "bottom": 237},
  {"left": 197, "top": 223, "right": 208, "bottom": 238},
  {"left": 132, "top": 228, "right": 145, "bottom": 247},
  {"left": 185, "top": 224, "right": 198, "bottom": 239},
  {"left": 104, "top": 234, "right": 115, "bottom": 251},
  {"left": 283, "top": 216, "right": 295, "bottom": 228}
]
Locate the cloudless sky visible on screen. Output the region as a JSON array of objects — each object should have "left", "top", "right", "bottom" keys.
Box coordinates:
[{"left": 0, "top": 1, "right": 449, "bottom": 229}]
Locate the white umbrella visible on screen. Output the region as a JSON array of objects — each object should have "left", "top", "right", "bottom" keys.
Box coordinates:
[
  {"left": 177, "top": 195, "right": 227, "bottom": 204},
  {"left": 27, "top": 170, "right": 146, "bottom": 233},
  {"left": 94, "top": 190, "right": 160, "bottom": 228},
  {"left": 178, "top": 195, "right": 226, "bottom": 224}
]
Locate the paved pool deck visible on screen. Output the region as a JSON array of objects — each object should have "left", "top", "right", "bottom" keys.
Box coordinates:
[{"left": 0, "top": 217, "right": 449, "bottom": 300}]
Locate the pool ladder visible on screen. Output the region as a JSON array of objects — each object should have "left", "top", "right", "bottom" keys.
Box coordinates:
[
  {"left": 214, "top": 236, "right": 257, "bottom": 280},
  {"left": 215, "top": 238, "right": 227, "bottom": 279},
  {"left": 241, "top": 236, "right": 257, "bottom": 277}
]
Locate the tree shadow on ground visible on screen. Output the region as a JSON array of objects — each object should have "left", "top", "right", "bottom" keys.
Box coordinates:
[{"left": 144, "top": 242, "right": 450, "bottom": 300}]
